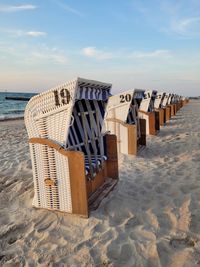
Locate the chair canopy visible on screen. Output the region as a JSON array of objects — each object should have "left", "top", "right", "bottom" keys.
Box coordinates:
[
  {"left": 162, "top": 93, "right": 170, "bottom": 107},
  {"left": 154, "top": 92, "right": 166, "bottom": 109},
  {"left": 25, "top": 77, "right": 111, "bottom": 148},
  {"left": 139, "top": 90, "right": 157, "bottom": 112},
  {"left": 105, "top": 89, "right": 145, "bottom": 124}
]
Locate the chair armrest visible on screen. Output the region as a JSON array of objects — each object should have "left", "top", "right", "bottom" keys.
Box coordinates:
[{"left": 29, "top": 138, "right": 84, "bottom": 159}]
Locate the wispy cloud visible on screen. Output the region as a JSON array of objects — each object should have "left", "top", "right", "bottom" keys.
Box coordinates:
[
  {"left": 0, "top": 4, "right": 36, "bottom": 12},
  {"left": 26, "top": 31, "right": 47, "bottom": 37},
  {"left": 131, "top": 50, "right": 172, "bottom": 59},
  {"left": 0, "top": 41, "right": 68, "bottom": 65},
  {"left": 82, "top": 47, "right": 113, "bottom": 60},
  {"left": 31, "top": 50, "right": 67, "bottom": 64},
  {"left": 0, "top": 28, "right": 47, "bottom": 37},
  {"left": 170, "top": 17, "right": 200, "bottom": 36},
  {"left": 82, "top": 47, "right": 172, "bottom": 60},
  {"left": 52, "top": 0, "right": 84, "bottom": 17}
]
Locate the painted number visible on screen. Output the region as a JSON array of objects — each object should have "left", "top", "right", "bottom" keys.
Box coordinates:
[
  {"left": 120, "top": 94, "right": 131, "bottom": 103},
  {"left": 53, "top": 88, "right": 71, "bottom": 106}
]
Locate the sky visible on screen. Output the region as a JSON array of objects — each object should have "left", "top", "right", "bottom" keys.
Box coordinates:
[{"left": 0, "top": 0, "right": 200, "bottom": 96}]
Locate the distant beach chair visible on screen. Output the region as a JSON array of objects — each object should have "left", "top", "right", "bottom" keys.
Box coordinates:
[
  {"left": 25, "top": 77, "right": 118, "bottom": 217},
  {"left": 154, "top": 92, "right": 166, "bottom": 126},
  {"left": 104, "top": 90, "right": 146, "bottom": 155},
  {"left": 162, "top": 93, "right": 172, "bottom": 122},
  {"left": 138, "top": 90, "right": 160, "bottom": 135}
]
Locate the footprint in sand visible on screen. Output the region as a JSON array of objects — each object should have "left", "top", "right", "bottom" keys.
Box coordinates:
[{"left": 169, "top": 236, "right": 196, "bottom": 249}]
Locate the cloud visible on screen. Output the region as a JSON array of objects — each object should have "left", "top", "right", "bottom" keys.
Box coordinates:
[
  {"left": 82, "top": 47, "right": 172, "bottom": 60},
  {"left": 26, "top": 31, "right": 47, "bottom": 37},
  {"left": 131, "top": 50, "right": 172, "bottom": 59},
  {"left": 0, "top": 4, "right": 36, "bottom": 12},
  {"left": 31, "top": 47, "right": 68, "bottom": 64},
  {"left": 0, "top": 41, "right": 68, "bottom": 65},
  {"left": 171, "top": 17, "right": 200, "bottom": 35},
  {"left": 0, "top": 28, "right": 47, "bottom": 37},
  {"left": 82, "top": 47, "right": 114, "bottom": 60},
  {"left": 52, "top": 0, "right": 84, "bottom": 17}
]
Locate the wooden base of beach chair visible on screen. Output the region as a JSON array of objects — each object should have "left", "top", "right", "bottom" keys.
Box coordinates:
[
  {"left": 138, "top": 118, "right": 146, "bottom": 147},
  {"left": 29, "top": 135, "right": 118, "bottom": 218},
  {"left": 155, "top": 108, "right": 165, "bottom": 126},
  {"left": 89, "top": 178, "right": 118, "bottom": 211},
  {"left": 165, "top": 106, "right": 171, "bottom": 122},
  {"left": 169, "top": 104, "right": 176, "bottom": 116},
  {"left": 155, "top": 110, "right": 160, "bottom": 131},
  {"left": 139, "top": 111, "right": 157, "bottom": 135},
  {"left": 106, "top": 118, "right": 146, "bottom": 156}
]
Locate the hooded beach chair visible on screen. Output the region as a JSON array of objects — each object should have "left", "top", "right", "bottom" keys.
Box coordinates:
[
  {"left": 138, "top": 90, "right": 160, "bottom": 135},
  {"left": 25, "top": 77, "right": 119, "bottom": 217},
  {"left": 154, "top": 92, "right": 166, "bottom": 126},
  {"left": 162, "top": 93, "right": 172, "bottom": 122},
  {"left": 169, "top": 94, "right": 176, "bottom": 116},
  {"left": 104, "top": 90, "right": 146, "bottom": 155}
]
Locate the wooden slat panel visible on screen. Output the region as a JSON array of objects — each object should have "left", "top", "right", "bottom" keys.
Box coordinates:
[
  {"left": 128, "top": 124, "right": 137, "bottom": 155},
  {"left": 29, "top": 138, "right": 88, "bottom": 217},
  {"left": 149, "top": 112, "right": 156, "bottom": 135},
  {"left": 139, "top": 118, "right": 146, "bottom": 146},
  {"left": 155, "top": 111, "right": 160, "bottom": 131},
  {"left": 105, "top": 134, "right": 119, "bottom": 179}
]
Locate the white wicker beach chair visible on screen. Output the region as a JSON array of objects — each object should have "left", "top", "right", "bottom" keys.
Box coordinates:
[
  {"left": 161, "top": 93, "right": 172, "bottom": 122},
  {"left": 25, "top": 77, "right": 118, "bottom": 217},
  {"left": 138, "top": 90, "right": 160, "bottom": 135},
  {"left": 154, "top": 92, "right": 166, "bottom": 126},
  {"left": 104, "top": 90, "right": 146, "bottom": 155}
]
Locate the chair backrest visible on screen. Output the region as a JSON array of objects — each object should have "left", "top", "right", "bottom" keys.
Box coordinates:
[
  {"left": 167, "top": 93, "right": 172, "bottom": 105},
  {"left": 139, "top": 90, "right": 157, "bottom": 112},
  {"left": 162, "top": 93, "right": 169, "bottom": 107},
  {"left": 25, "top": 77, "right": 111, "bottom": 149},
  {"left": 154, "top": 92, "right": 165, "bottom": 109},
  {"left": 104, "top": 89, "right": 144, "bottom": 124}
]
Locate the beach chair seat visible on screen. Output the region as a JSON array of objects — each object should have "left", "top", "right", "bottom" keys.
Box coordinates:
[
  {"left": 25, "top": 77, "right": 118, "bottom": 217},
  {"left": 104, "top": 89, "right": 146, "bottom": 155}
]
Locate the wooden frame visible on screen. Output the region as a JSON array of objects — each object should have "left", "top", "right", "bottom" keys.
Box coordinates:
[
  {"left": 29, "top": 134, "right": 118, "bottom": 218},
  {"left": 106, "top": 117, "right": 146, "bottom": 155},
  {"left": 165, "top": 106, "right": 171, "bottom": 122},
  {"left": 155, "top": 108, "right": 165, "bottom": 126},
  {"left": 138, "top": 110, "right": 158, "bottom": 135}
]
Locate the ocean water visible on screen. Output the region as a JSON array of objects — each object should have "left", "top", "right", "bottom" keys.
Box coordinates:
[{"left": 0, "top": 92, "right": 36, "bottom": 121}]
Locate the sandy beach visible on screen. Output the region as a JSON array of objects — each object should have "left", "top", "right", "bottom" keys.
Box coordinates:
[{"left": 0, "top": 100, "right": 200, "bottom": 267}]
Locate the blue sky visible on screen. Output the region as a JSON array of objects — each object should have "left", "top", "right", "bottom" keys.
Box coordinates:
[{"left": 0, "top": 0, "right": 199, "bottom": 96}]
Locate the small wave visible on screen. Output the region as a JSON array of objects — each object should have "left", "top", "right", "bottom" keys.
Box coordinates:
[
  {"left": 0, "top": 114, "right": 24, "bottom": 121},
  {"left": 3, "top": 109, "right": 25, "bottom": 115}
]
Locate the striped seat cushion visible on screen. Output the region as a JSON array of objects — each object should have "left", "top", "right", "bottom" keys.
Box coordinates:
[{"left": 85, "top": 155, "right": 107, "bottom": 176}]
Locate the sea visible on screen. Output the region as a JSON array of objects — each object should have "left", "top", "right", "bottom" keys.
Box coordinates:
[{"left": 0, "top": 92, "right": 36, "bottom": 121}]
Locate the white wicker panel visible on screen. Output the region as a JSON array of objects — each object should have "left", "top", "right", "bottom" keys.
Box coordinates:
[
  {"left": 105, "top": 91, "right": 133, "bottom": 123},
  {"left": 29, "top": 143, "right": 72, "bottom": 212},
  {"left": 25, "top": 79, "right": 77, "bottom": 143},
  {"left": 119, "top": 124, "right": 128, "bottom": 154},
  {"left": 154, "top": 95, "right": 162, "bottom": 109},
  {"left": 55, "top": 151, "right": 72, "bottom": 213},
  {"left": 30, "top": 144, "right": 47, "bottom": 208},
  {"left": 162, "top": 94, "right": 168, "bottom": 107},
  {"left": 139, "top": 90, "right": 151, "bottom": 112}
]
